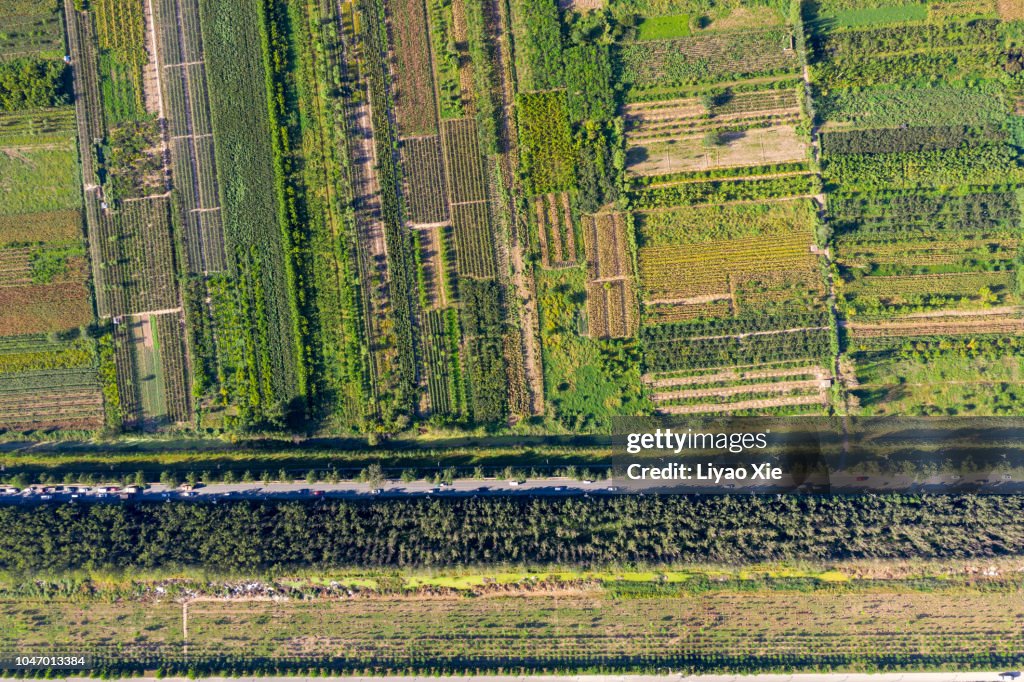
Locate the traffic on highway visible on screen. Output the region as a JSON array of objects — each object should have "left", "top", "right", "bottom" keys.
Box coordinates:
[{"left": 1, "top": 469, "right": 1023, "bottom": 504}]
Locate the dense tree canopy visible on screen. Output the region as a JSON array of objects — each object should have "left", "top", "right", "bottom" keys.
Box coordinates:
[
  {"left": 1, "top": 495, "right": 1023, "bottom": 572},
  {"left": 0, "top": 58, "right": 68, "bottom": 110}
]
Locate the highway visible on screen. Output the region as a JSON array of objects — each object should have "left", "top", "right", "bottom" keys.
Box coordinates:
[{"left": 2, "top": 469, "right": 1024, "bottom": 504}]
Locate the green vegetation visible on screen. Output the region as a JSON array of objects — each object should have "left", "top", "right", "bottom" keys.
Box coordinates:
[
  {"left": 5, "top": 494, "right": 1024, "bottom": 571},
  {"left": 636, "top": 14, "right": 691, "bottom": 40},
  {"left": 198, "top": 0, "right": 302, "bottom": 422},
  {"left": 517, "top": 91, "right": 576, "bottom": 194},
  {"left": 822, "top": 2, "right": 928, "bottom": 27},
  {"left": 0, "top": 57, "right": 67, "bottom": 110},
  {"left": 537, "top": 269, "right": 648, "bottom": 429}
]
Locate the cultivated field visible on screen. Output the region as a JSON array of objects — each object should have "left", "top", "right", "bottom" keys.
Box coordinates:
[{"left": 2, "top": 586, "right": 1023, "bottom": 671}]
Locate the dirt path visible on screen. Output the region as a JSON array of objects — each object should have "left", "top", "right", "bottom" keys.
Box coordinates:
[
  {"left": 682, "top": 325, "right": 828, "bottom": 343},
  {"left": 142, "top": 0, "right": 162, "bottom": 116}
]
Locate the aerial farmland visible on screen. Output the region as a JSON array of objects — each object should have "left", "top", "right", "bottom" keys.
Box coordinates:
[{"left": 0, "top": 0, "right": 1021, "bottom": 438}]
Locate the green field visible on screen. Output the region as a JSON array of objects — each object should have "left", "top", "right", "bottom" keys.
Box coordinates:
[{"left": 636, "top": 14, "right": 691, "bottom": 40}]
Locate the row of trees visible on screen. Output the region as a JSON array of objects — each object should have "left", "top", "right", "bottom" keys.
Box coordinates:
[{"left": 3, "top": 494, "right": 1024, "bottom": 571}]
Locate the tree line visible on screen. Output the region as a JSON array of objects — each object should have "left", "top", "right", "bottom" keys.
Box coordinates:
[{"left": 2, "top": 494, "right": 1023, "bottom": 572}]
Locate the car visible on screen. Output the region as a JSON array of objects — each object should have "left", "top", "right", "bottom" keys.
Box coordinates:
[
  {"left": 181, "top": 491, "right": 195, "bottom": 497},
  {"left": 606, "top": 486, "right": 618, "bottom": 492},
  {"left": 553, "top": 486, "right": 564, "bottom": 491},
  {"left": 312, "top": 490, "right": 325, "bottom": 496},
  {"left": 855, "top": 476, "right": 869, "bottom": 481},
  {"left": 508, "top": 480, "right": 521, "bottom": 487},
  {"left": 1002, "top": 474, "right": 1012, "bottom": 480},
  {"left": 372, "top": 488, "right": 383, "bottom": 494},
  {"left": 70, "top": 493, "right": 80, "bottom": 499},
  {"left": 40, "top": 494, "right": 52, "bottom": 500},
  {"left": 581, "top": 480, "right": 593, "bottom": 485}
]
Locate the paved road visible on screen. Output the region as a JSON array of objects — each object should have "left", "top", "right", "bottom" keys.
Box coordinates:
[
  {"left": 50, "top": 673, "right": 1019, "bottom": 682},
  {"left": 3, "top": 468, "right": 1023, "bottom": 505}
]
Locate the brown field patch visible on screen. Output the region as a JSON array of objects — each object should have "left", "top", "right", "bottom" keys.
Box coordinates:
[
  {"left": 999, "top": 0, "right": 1024, "bottom": 19},
  {"left": 698, "top": 5, "right": 785, "bottom": 31},
  {"left": 585, "top": 278, "right": 639, "bottom": 338},
  {"left": 534, "top": 192, "right": 577, "bottom": 268},
  {"left": 627, "top": 124, "right": 808, "bottom": 176},
  {"left": 0, "top": 209, "right": 81, "bottom": 245},
  {"left": 656, "top": 391, "right": 827, "bottom": 414},
  {"left": 848, "top": 313, "right": 1024, "bottom": 339},
  {"left": 390, "top": 0, "right": 439, "bottom": 135},
  {"left": 582, "top": 211, "right": 628, "bottom": 280},
  {"left": 625, "top": 89, "right": 800, "bottom": 143},
  {"left": 0, "top": 259, "right": 92, "bottom": 334}
]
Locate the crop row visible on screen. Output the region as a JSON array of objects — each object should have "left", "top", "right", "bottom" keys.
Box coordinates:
[
  {"left": 823, "top": 145, "right": 1024, "bottom": 190},
  {"left": 442, "top": 118, "right": 489, "bottom": 204},
  {"left": 640, "top": 232, "right": 814, "bottom": 301},
  {"left": 0, "top": 247, "right": 33, "bottom": 286},
  {"left": 813, "top": 45, "right": 1005, "bottom": 87},
  {"left": 517, "top": 91, "right": 575, "bottom": 195},
  {"left": 582, "top": 212, "right": 627, "bottom": 281},
  {"left": 389, "top": 0, "right": 438, "bottom": 136},
  {"left": 0, "top": 333, "right": 84, "bottom": 354},
  {"left": 645, "top": 299, "right": 732, "bottom": 323},
  {"left": 535, "top": 192, "right": 576, "bottom": 268},
  {"left": 817, "top": 85, "right": 1009, "bottom": 129},
  {"left": 156, "top": 0, "right": 228, "bottom": 274},
  {"left": 451, "top": 201, "right": 496, "bottom": 278},
  {"left": 402, "top": 136, "right": 449, "bottom": 224},
  {"left": 642, "top": 310, "right": 831, "bottom": 344},
  {"left": 154, "top": 312, "right": 191, "bottom": 423},
  {"left": 0, "top": 387, "right": 105, "bottom": 430},
  {"left": 821, "top": 125, "right": 1004, "bottom": 156},
  {"left": 421, "top": 308, "right": 464, "bottom": 417},
  {"left": 459, "top": 279, "right": 507, "bottom": 424},
  {"left": 0, "top": 107, "right": 75, "bottom": 146},
  {"left": 813, "top": 19, "right": 1001, "bottom": 59},
  {"left": 644, "top": 327, "right": 834, "bottom": 373},
  {"left": 425, "top": 0, "right": 463, "bottom": 119},
  {"left": 843, "top": 271, "right": 1014, "bottom": 297},
  {"left": 632, "top": 174, "right": 817, "bottom": 208},
  {"left": 628, "top": 111, "right": 801, "bottom": 144},
  {"left": 830, "top": 190, "right": 1019, "bottom": 223},
  {"left": 618, "top": 28, "right": 800, "bottom": 90},
  {"left": 93, "top": 198, "right": 179, "bottom": 317},
  {"left": 112, "top": 321, "right": 141, "bottom": 427},
  {"left": 0, "top": 10, "right": 63, "bottom": 58},
  {"left": 359, "top": 0, "right": 422, "bottom": 413},
  {"left": 94, "top": 0, "right": 146, "bottom": 65},
  {"left": 587, "top": 279, "right": 638, "bottom": 339}
]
